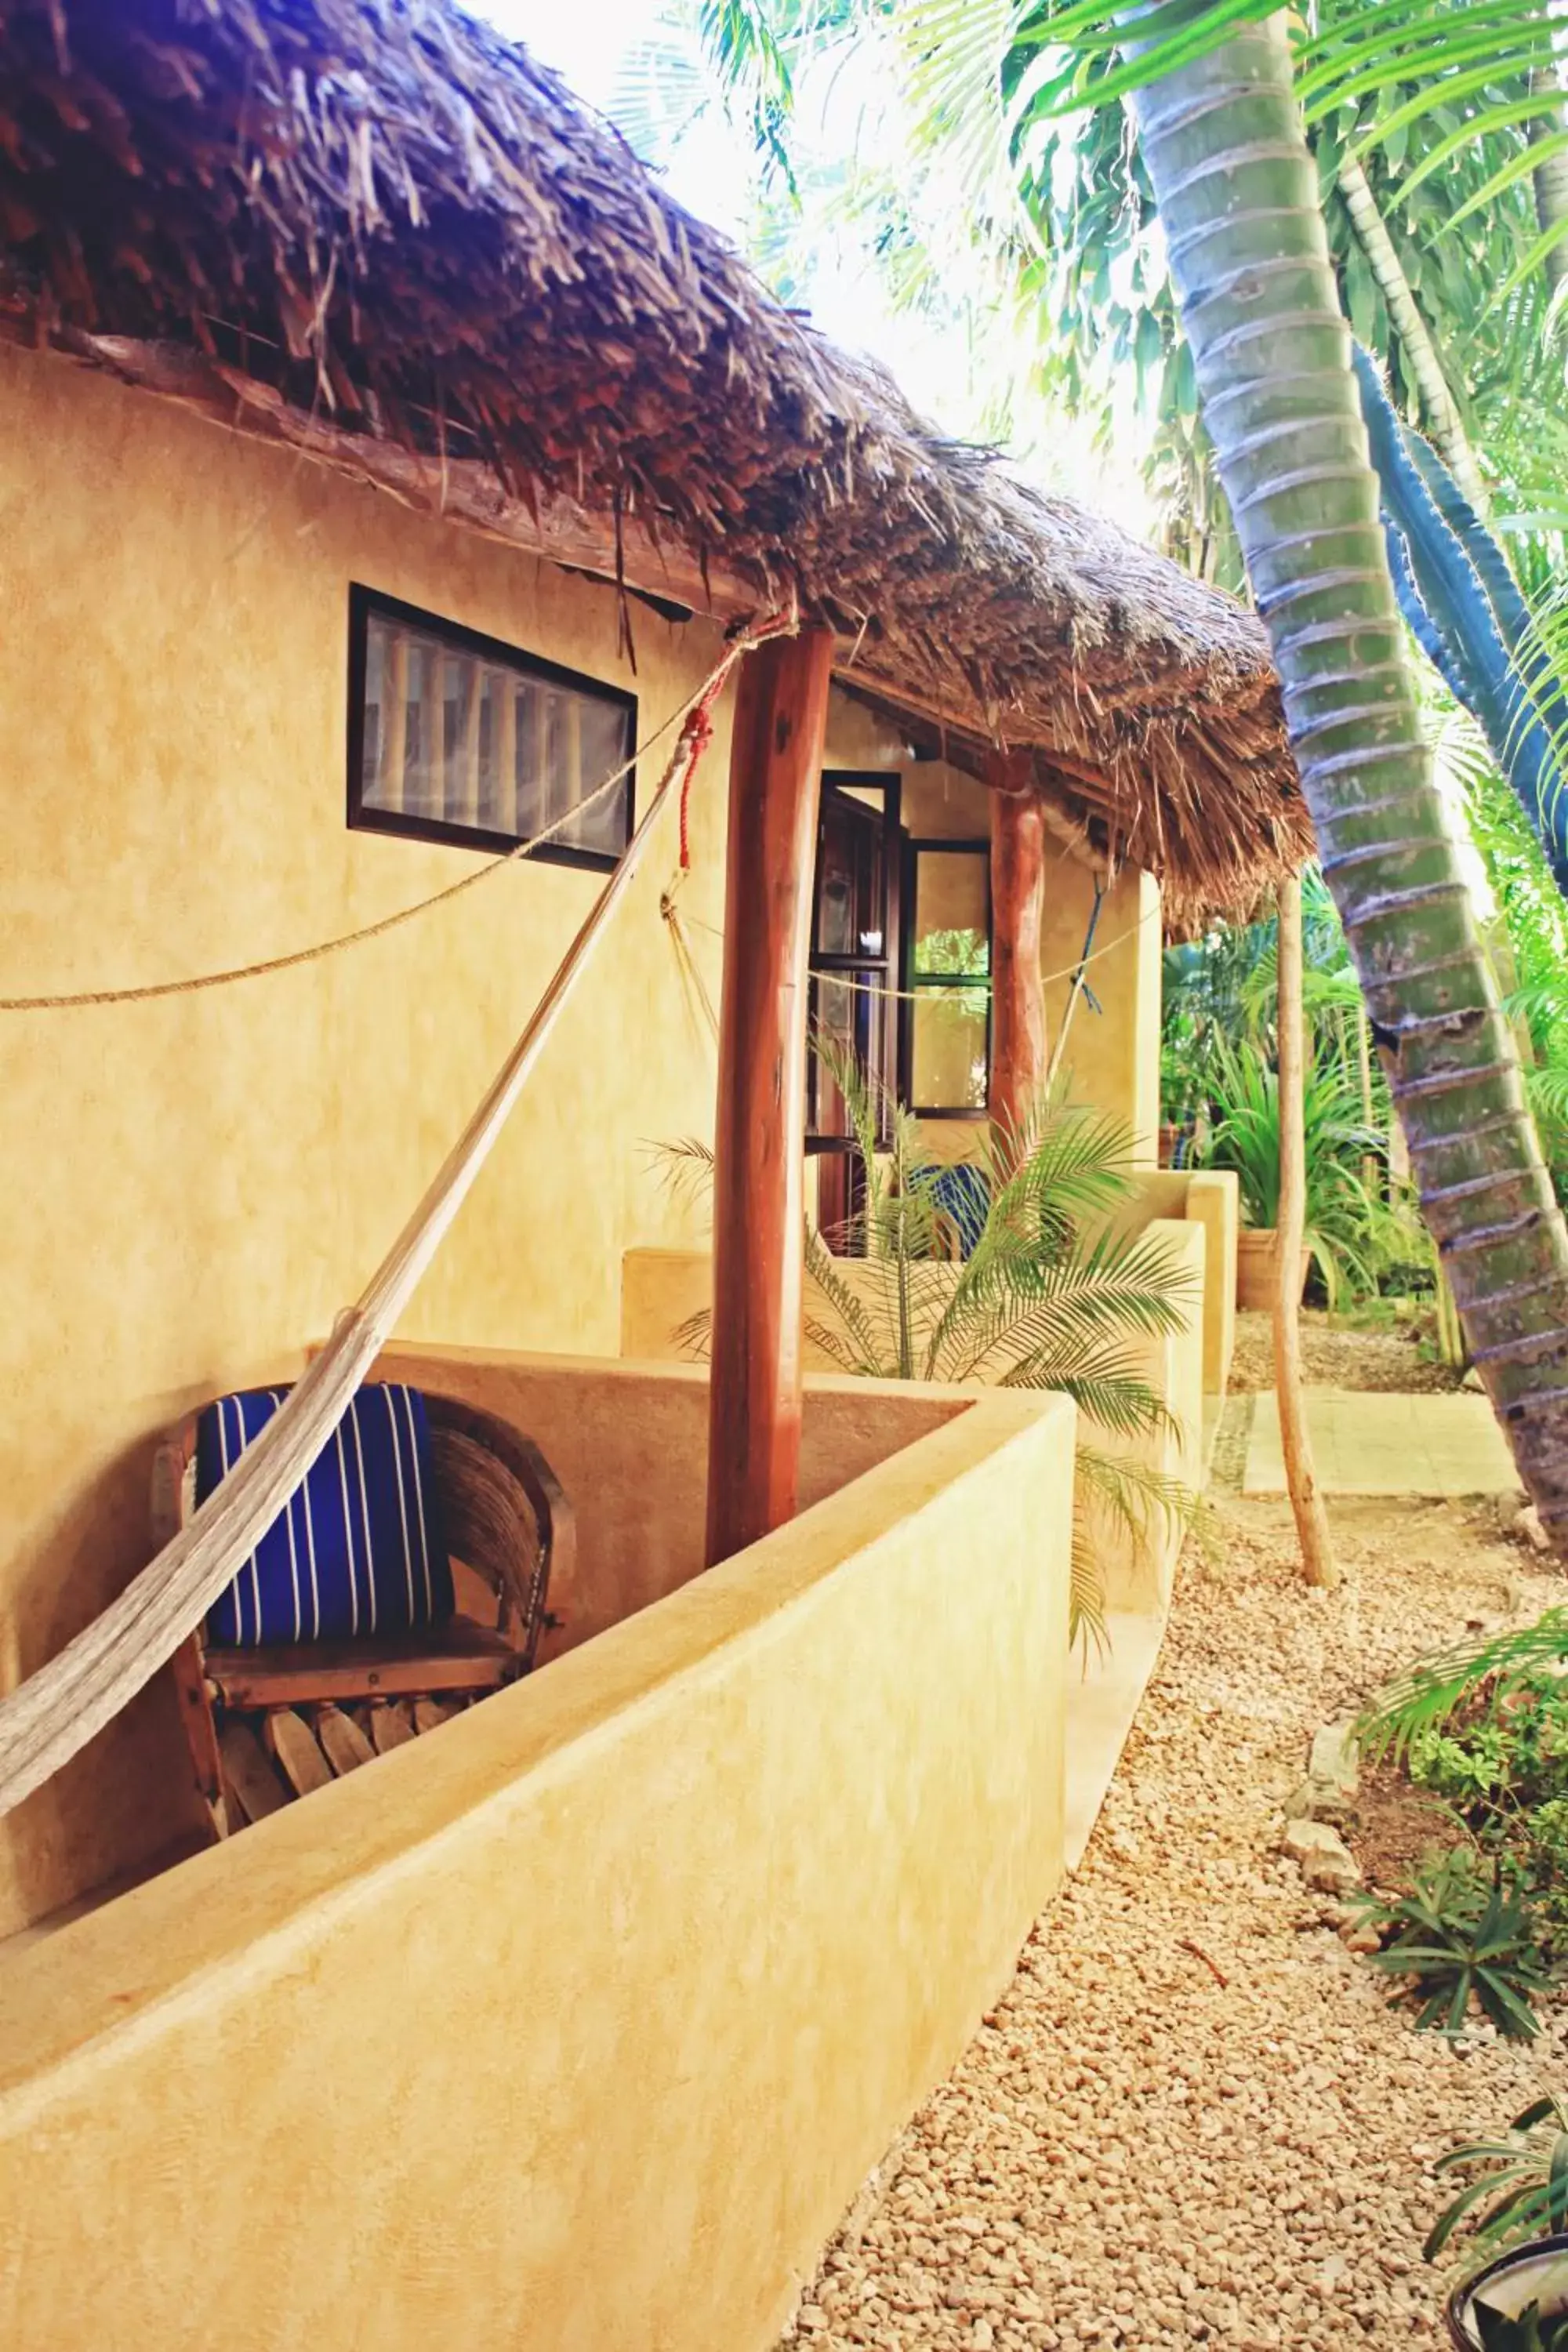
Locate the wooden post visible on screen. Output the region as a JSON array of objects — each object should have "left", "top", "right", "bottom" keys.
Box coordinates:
[
  {"left": 987, "top": 754, "right": 1046, "bottom": 1169},
  {"left": 705, "top": 628, "right": 834, "bottom": 1568},
  {"left": 1275, "top": 873, "right": 1338, "bottom": 1588}
]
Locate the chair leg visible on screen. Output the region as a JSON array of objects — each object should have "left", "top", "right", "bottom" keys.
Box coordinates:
[{"left": 170, "top": 1635, "right": 229, "bottom": 1840}]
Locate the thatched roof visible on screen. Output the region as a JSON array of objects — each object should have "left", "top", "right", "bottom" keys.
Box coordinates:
[{"left": 0, "top": 0, "right": 1311, "bottom": 917}]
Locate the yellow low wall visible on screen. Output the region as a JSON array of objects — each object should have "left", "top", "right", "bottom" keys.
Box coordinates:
[
  {"left": 369, "top": 1342, "right": 968, "bottom": 1656},
  {"left": 621, "top": 1214, "right": 1206, "bottom": 1612},
  {"left": 0, "top": 1352, "right": 1074, "bottom": 2352},
  {"left": 1085, "top": 1218, "right": 1205, "bottom": 1612},
  {"left": 1111, "top": 1167, "right": 1238, "bottom": 1401}
]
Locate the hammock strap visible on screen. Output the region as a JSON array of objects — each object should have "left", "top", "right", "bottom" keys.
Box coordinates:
[{"left": 0, "top": 615, "right": 783, "bottom": 1820}]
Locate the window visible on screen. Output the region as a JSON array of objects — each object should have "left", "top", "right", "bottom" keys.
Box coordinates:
[
  {"left": 807, "top": 775, "right": 901, "bottom": 1246},
  {"left": 347, "top": 586, "right": 636, "bottom": 869},
  {"left": 902, "top": 840, "right": 992, "bottom": 1116}
]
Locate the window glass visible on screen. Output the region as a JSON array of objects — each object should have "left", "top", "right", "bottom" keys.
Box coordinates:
[
  {"left": 354, "top": 593, "right": 634, "bottom": 865},
  {"left": 910, "top": 850, "right": 989, "bottom": 982},
  {"left": 909, "top": 989, "right": 990, "bottom": 1112},
  {"left": 905, "top": 842, "right": 991, "bottom": 1114}
]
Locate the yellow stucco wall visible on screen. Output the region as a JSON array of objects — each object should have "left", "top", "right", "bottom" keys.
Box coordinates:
[
  {"left": 0, "top": 1356, "right": 1074, "bottom": 2352},
  {"left": 0, "top": 346, "right": 731, "bottom": 1933},
  {"left": 368, "top": 1342, "right": 969, "bottom": 1657},
  {"left": 1086, "top": 1218, "right": 1206, "bottom": 1612},
  {"left": 1040, "top": 858, "right": 1163, "bottom": 1163},
  {"left": 1107, "top": 1167, "right": 1239, "bottom": 1399}
]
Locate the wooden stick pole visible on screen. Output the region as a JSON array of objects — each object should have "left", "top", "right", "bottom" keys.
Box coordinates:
[
  {"left": 705, "top": 629, "right": 833, "bottom": 1568},
  {"left": 1275, "top": 873, "right": 1338, "bottom": 1588},
  {"left": 988, "top": 759, "right": 1046, "bottom": 1170}
]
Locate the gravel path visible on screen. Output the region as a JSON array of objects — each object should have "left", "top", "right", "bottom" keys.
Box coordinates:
[{"left": 780, "top": 1494, "right": 1566, "bottom": 2351}]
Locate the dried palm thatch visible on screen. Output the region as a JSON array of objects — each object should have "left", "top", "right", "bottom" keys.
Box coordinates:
[{"left": 0, "top": 0, "right": 1312, "bottom": 919}]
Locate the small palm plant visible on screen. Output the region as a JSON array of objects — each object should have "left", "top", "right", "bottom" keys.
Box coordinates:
[{"left": 666, "top": 1032, "right": 1201, "bottom": 1650}]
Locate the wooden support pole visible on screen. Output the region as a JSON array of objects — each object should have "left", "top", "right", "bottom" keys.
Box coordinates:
[
  {"left": 987, "top": 757, "right": 1047, "bottom": 1167},
  {"left": 1275, "top": 873, "right": 1339, "bottom": 1588},
  {"left": 705, "top": 628, "right": 834, "bottom": 1568}
]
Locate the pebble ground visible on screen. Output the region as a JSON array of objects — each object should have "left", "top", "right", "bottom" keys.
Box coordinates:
[{"left": 779, "top": 1493, "right": 1567, "bottom": 2351}]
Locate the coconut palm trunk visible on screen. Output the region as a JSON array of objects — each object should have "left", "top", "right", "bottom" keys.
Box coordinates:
[
  {"left": 1127, "top": 13, "right": 1568, "bottom": 1541},
  {"left": 1530, "top": 62, "right": 1568, "bottom": 292}
]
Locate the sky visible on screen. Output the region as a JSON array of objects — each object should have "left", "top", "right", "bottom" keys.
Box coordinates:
[
  {"left": 467, "top": 0, "right": 1156, "bottom": 531},
  {"left": 477, "top": 1, "right": 659, "bottom": 114}
]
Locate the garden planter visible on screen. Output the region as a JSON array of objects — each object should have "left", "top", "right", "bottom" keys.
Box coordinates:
[
  {"left": 1235, "top": 1228, "right": 1309, "bottom": 1311},
  {"left": 1447, "top": 2234, "right": 1568, "bottom": 2347}
]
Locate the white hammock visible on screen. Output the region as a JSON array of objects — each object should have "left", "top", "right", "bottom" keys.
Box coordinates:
[{"left": 0, "top": 628, "right": 763, "bottom": 1820}]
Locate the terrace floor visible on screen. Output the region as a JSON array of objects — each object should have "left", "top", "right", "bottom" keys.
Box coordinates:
[
  {"left": 779, "top": 1323, "right": 1563, "bottom": 2352},
  {"left": 1243, "top": 1388, "right": 1521, "bottom": 1499}
]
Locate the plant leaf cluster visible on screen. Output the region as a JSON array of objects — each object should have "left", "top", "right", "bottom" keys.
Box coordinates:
[
  {"left": 1355, "top": 1849, "right": 1555, "bottom": 2036},
  {"left": 659, "top": 1028, "right": 1202, "bottom": 1650}
]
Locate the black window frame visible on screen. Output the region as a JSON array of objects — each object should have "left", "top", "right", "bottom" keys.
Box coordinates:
[
  {"left": 899, "top": 835, "right": 994, "bottom": 1120},
  {"left": 807, "top": 771, "right": 903, "bottom": 1158},
  {"left": 346, "top": 583, "right": 637, "bottom": 873}
]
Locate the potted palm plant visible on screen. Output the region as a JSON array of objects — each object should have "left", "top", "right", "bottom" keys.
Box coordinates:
[
  {"left": 1428, "top": 2096, "right": 1568, "bottom": 2348},
  {"left": 1199, "top": 1037, "right": 1384, "bottom": 1309}
]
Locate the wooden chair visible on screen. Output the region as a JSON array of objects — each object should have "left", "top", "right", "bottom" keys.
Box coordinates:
[{"left": 152, "top": 1390, "right": 572, "bottom": 1836}]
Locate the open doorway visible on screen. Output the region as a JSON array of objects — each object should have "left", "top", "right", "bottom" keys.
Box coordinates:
[{"left": 807, "top": 773, "right": 900, "bottom": 1251}]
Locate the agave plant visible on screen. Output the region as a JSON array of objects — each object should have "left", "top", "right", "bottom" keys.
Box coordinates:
[{"left": 665, "top": 1029, "right": 1201, "bottom": 1650}]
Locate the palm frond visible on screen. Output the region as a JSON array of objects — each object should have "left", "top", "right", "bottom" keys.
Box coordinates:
[
  {"left": 1069, "top": 1513, "right": 1111, "bottom": 1657},
  {"left": 648, "top": 1133, "right": 717, "bottom": 1220},
  {"left": 1074, "top": 1441, "right": 1200, "bottom": 1545},
  {"left": 804, "top": 1223, "right": 897, "bottom": 1377},
  {"left": 1358, "top": 1607, "right": 1568, "bottom": 1762},
  {"left": 1011, "top": 1362, "right": 1177, "bottom": 1440},
  {"left": 670, "top": 1305, "right": 712, "bottom": 1362}
]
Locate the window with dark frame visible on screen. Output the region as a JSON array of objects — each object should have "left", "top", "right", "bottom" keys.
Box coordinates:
[
  {"left": 901, "top": 839, "right": 993, "bottom": 1117},
  {"left": 807, "top": 775, "right": 902, "bottom": 1248},
  {"left": 347, "top": 586, "right": 636, "bottom": 870}
]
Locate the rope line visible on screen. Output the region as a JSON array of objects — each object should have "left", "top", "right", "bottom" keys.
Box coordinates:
[
  {"left": 677, "top": 898, "right": 1160, "bottom": 1008},
  {"left": 0, "top": 636, "right": 752, "bottom": 1013}
]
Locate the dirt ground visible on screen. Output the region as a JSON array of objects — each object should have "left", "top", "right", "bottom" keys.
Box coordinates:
[{"left": 1229, "top": 1306, "right": 1466, "bottom": 1396}]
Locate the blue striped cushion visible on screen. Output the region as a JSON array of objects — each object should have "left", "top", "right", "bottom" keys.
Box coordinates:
[{"left": 197, "top": 1385, "right": 453, "bottom": 1648}]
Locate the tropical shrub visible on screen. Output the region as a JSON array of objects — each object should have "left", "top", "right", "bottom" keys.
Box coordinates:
[
  {"left": 1197, "top": 1036, "right": 1388, "bottom": 1304},
  {"left": 1356, "top": 1613, "right": 1568, "bottom": 1999},
  {"left": 665, "top": 1032, "right": 1203, "bottom": 1651}
]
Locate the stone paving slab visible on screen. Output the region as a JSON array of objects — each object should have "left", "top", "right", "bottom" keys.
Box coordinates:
[{"left": 1243, "top": 1385, "right": 1522, "bottom": 1496}]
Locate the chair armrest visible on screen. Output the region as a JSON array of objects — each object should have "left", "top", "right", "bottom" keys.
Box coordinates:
[
  {"left": 151, "top": 1418, "right": 199, "bottom": 1548},
  {"left": 425, "top": 1396, "right": 573, "bottom": 1671}
]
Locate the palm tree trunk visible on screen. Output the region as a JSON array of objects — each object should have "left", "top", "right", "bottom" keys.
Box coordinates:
[
  {"left": 1275, "top": 874, "right": 1338, "bottom": 1586},
  {"left": 1335, "top": 155, "right": 1490, "bottom": 515},
  {"left": 1531, "top": 64, "right": 1568, "bottom": 294},
  {"left": 1127, "top": 15, "right": 1568, "bottom": 1545}
]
